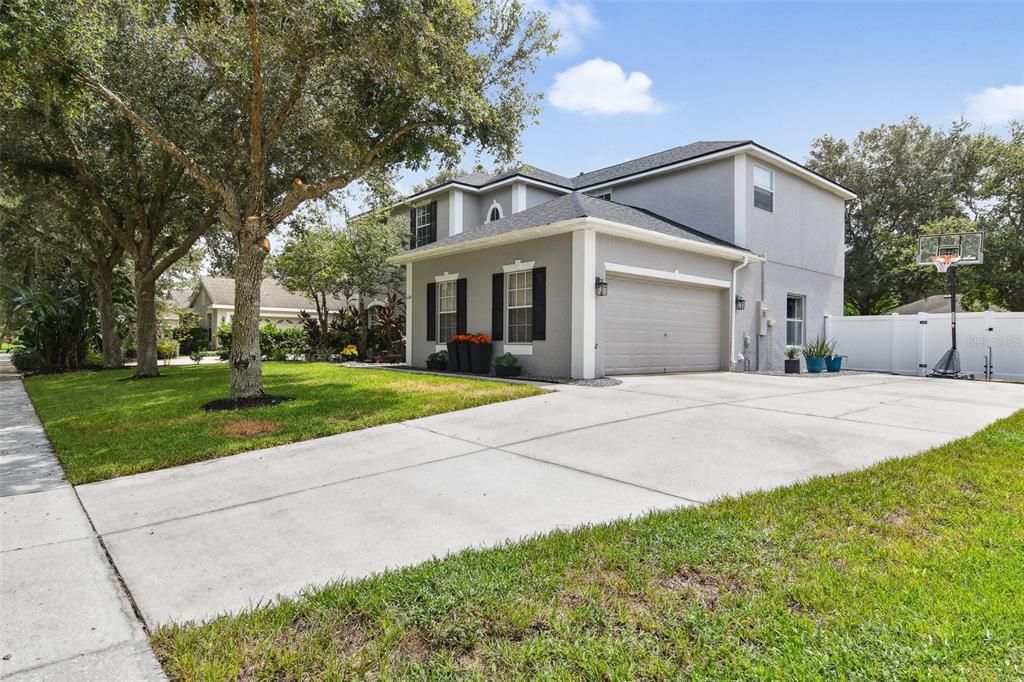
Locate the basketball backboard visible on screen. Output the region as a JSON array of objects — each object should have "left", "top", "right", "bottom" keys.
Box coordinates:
[{"left": 917, "top": 232, "right": 984, "bottom": 271}]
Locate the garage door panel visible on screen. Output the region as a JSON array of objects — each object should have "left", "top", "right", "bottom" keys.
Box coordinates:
[{"left": 604, "top": 277, "right": 722, "bottom": 374}]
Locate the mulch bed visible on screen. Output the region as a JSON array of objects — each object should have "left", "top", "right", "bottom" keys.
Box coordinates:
[{"left": 201, "top": 395, "right": 294, "bottom": 411}]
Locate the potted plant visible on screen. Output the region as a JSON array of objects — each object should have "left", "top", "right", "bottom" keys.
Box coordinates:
[
  {"left": 784, "top": 346, "right": 801, "bottom": 374},
  {"left": 426, "top": 350, "right": 448, "bottom": 371},
  {"left": 494, "top": 352, "right": 521, "bottom": 377},
  {"left": 445, "top": 336, "right": 461, "bottom": 372},
  {"left": 825, "top": 346, "right": 845, "bottom": 373},
  {"left": 468, "top": 334, "right": 493, "bottom": 374},
  {"left": 801, "top": 335, "right": 834, "bottom": 374}
]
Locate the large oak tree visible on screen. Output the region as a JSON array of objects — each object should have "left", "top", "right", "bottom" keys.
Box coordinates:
[{"left": 6, "top": 0, "right": 554, "bottom": 399}]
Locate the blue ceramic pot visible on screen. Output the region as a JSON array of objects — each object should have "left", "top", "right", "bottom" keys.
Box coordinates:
[
  {"left": 825, "top": 355, "right": 843, "bottom": 372},
  {"left": 805, "top": 356, "right": 826, "bottom": 373}
]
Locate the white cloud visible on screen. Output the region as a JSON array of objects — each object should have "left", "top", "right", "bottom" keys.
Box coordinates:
[
  {"left": 965, "top": 85, "right": 1024, "bottom": 124},
  {"left": 549, "top": 58, "right": 663, "bottom": 116},
  {"left": 523, "top": 0, "right": 598, "bottom": 54}
]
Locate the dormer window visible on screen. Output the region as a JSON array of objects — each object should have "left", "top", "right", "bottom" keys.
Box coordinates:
[
  {"left": 754, "top": 165, "right": 774, "bottom": 212},
  {"left": 486, "top": 201, "right": 503, "bottom": 223}
]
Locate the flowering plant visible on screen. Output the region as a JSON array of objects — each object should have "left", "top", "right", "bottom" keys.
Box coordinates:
[
  {"left": 450, "top": 333, "right": 491, "bottom": 344},
  {"left": 341, "top": 344, "right": 359, "bottom": 359}
]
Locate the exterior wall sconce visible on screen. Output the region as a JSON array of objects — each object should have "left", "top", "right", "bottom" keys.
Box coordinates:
[
  {"left": 595, "top": 277, "right": 608, "bottom": 296},
  {"left": 735, "top": 295, "right": 746, "bottom": 310}
]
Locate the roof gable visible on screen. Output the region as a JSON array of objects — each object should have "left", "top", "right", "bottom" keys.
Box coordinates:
[{"left": 197, "top": 277, "right": 349, "bottom": 311}]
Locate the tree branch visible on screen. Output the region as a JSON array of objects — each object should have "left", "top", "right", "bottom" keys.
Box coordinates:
[
  {"left": 44, "top": 54, "right": 239, "bottom": 218},
  {"left": 183, "top": 33, "right": 247, "bottom": 109},
  {"left": 264, "top": 54, "right": 309, "bottom": 146},
  {"left": 247, "top": 1, "right": 265, "bottom": 216},
  {"left": 151, "top": 203, "right": 221, "bottom": 281}
]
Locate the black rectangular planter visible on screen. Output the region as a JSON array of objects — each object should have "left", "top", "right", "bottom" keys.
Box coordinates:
[
  {"left": 784, "top": 359, "right": 801, "bottom": 374},
  {"left": 446, "top": 342, "right": 461, "bottom": 372},
  {"left": 457, "top": 343, "right": 472, "bottom": 373},
  {"left": 468, "top": 343, "right": 493, "bottom": 374}
]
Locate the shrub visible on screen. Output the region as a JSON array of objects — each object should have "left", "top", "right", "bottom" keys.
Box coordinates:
[
  {"left": 341, "top": 344, "right": 359, "bottom": 360},
  {"left": 801, "top": 335, "right": 836, "bottom": 359},
  {"left": 494, "top": 352, "right": 519, "bottom": 368},
  {"left": 84, "top": 350, "right": 104, "bottom": 367},
  {"left": 156, "top": 339, "right": 180, "bottom": 359},
  {"left": 428, "top": 350, "right": 448, "bottom": 362},
  {"left": 172, "top": 325, "right": 208, "bottom": 355},
  {"left": 11, "top": 347, "right": 43, "bottom": 372},
  {"left": 215, "top": 323, "right": 232, "bottom": 351}
]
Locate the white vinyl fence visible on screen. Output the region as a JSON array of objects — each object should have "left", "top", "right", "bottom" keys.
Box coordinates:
[{"left": 826, "top": 311, "right": 1024, "bottom": 381}]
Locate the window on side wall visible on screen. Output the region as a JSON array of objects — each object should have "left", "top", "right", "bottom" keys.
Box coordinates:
[
  {"left": 415, "top": 204, "right": 433, "bottom": 247},
  {"left": 438, "top": 281, "right": 457, "bottom": 342},
  {"left": 754, "top": 164, "right": 774, "bottom": 212},
  {"left": 594, "top": 192, "right": 611, "bottom": 201},
  {"left": 506, "top": 270, "right": 533, "bottom": 343},
  {"left": 786, "top": 295, "right": 804, "bottom": 346},
  {"left": 486, "top": 202, "right": 503, "bottom": 223}
]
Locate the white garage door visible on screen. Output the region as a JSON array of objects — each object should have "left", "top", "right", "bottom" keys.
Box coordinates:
[{"left": 604, "top": 276, "right": 723, "bottom": 374}]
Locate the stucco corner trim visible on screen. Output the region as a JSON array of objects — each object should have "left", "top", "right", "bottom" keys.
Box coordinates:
[{"left": 604, "top": 262, "right": 731, "bottom": 289}]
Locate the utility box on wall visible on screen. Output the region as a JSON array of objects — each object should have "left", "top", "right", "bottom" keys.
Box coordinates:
[{"left": 757, "top": 301, "right": 770, "bottom": 336}]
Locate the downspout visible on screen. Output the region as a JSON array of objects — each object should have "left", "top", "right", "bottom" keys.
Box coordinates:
[{"left": 730, "top": 256, "right": 752, "bottom": 371}]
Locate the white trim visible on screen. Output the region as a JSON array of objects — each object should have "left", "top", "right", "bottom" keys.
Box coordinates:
[
  {"left": 502, "top": 259, "right": 536, "bottom": 273},
  {"left": 571, "top": 229, "right": 596, "bottom": 379},
  {"left": 391, "top": 216, "right": 763, "bottom": 265},
  {"left": 484, "top": 201, "right": 504, "bottom": 223},
  {"left": 449, "top": 189, "right": 463, "bottom": 236},
  {"left": 434, "top": 271, "right": 460, "bottom": 282},
  {"left": 503, "top": 344, "right": 533, "bottom": 356},
  {"left": 604, "top": 262, "right": 731, "bottom": 289},
  {"left": 730, "top": 257, "right": 752, "bottom": 367},
  {"left": 512, "top": 183, "right": 526, "bottom": 212},
  {"left": 578, "top": 143, "right": 856, "bottom": 200},
  {"left": 733, "top": 154, "right": 748, "bottom": 248},
  {"left": 405, "top": 264, "right": 413, "bottom": 365}
]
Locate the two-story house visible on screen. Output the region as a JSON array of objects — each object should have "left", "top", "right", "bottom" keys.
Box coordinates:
[{"left": 390, "top": 141, "right": 855, "bottom": 378}]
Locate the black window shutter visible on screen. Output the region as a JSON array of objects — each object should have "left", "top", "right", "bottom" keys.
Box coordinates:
[
  {"left": 456, "top": 278, "right": 467, "bottom": 334},
  {"left": 491, "top": 273, "right": 504, "bottom": 341},
  {"left": 409, "top": 208, "right": 417, "bottom": 248},
  {"left": 426, "top": 282, "right": 436, "bottom": 341},
  {"left": 428, "top": 201, "right": 437, "bottom": 243},
  {"left": 532, "top": 267, "right": 546, "bottom": 341}
]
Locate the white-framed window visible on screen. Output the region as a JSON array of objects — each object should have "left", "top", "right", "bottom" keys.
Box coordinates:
[
  {"left": 367, "top": 305, "right": 382, "bottom": 327},
  {"left": 594, "top": 192, "right": 612, "bottom": 201},
  {"left": 438, "top": 281, "right": 457, "bottom": 342},
  {"left": 786, "top": 294, "right": 805, "bottom": 346},
  {"left": 414, "top": 204, "right": 433, "bottom": 247},
  {"left": 754, "top": 164, "right": 774, "bottom": 212},
  {"left": 486, "top": 202, "right": 503, "bottom": 223},
  {"left": 506, "top": 270, "right": 533, "bottom": 343}
]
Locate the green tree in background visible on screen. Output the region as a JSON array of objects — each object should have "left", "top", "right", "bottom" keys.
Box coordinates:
[{"left": 5, "top": 0, "right": 555, "bottom": 401}]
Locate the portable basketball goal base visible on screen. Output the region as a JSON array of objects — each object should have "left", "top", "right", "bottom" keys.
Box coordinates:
[{"left": 916, "top": 232, "right": 984, "bottom": 379}]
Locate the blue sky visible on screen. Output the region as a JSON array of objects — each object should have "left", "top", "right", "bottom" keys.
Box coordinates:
[{"left": 398, "top": 0, "right": 1024, "bottom": 189}]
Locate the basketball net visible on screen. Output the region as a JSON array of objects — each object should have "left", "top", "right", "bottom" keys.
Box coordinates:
[{"left": 931, "top": 253, "right": 959, "bottom": 273}]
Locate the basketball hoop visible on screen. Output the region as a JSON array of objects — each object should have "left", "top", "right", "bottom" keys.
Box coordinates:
[{"left": 930, "top": 253, "right": 959, "bottom": 273}]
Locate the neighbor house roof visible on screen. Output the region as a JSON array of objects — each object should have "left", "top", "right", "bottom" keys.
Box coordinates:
[
  {"left": 402, "top": 140, "right": 855, "bottom": 204},
  {"left": 196, "top": 276, "right": 348, "bottom": 311},
  {"left": 891, "top": 294, "right": 1005, "bottom": 315},
  {"left": 167, "top": 288, "right": 194, "bottom": 310},
  {"left": 395, "top": 193, "right": 753, "bottom": 262}
]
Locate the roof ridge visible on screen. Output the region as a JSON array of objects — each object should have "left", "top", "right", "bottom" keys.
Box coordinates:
[{"left": 572, "top": 140, "right": 750, "bottom": 180}]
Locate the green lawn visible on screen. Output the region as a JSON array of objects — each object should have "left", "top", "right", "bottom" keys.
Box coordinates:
[
  {"left": 24, "top": 363, "right": 541, "bottom": 484},
  {"left": 152, "top": 410, "right": 1024, "bottom": 680}
]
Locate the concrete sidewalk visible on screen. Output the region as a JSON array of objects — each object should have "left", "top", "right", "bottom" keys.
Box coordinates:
[
  {"left": 0, "top": 358, "right": 164, "bottom": 681},
  {"left": 77, "top": 370, "right": 1022, "bottom": 628}
]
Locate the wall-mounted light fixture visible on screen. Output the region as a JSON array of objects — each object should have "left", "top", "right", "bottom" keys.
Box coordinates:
[
  {"left": 595, "top": 277, "right": 608, "bottom": 296},
  {"left": 735, "top": 295, "right": 746, "bottom": 310}
]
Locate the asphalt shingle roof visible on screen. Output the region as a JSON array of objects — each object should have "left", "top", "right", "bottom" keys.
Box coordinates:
[
  {"left": 434, "top": 141, "right": 750, "bottom": 196},
  {"left": 407, "top": 193, "right": 747, "bottom": 255},
  {"left": 198, "top": 277, "right": 349, "bottom": 311}
]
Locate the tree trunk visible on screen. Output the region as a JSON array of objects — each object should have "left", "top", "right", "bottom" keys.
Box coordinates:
[
  {"left": 134, "top": 273, "right": 160, "bottom": 378},
  {"left": 94, "top": 265, "right": 123, "bottom": 368},
  {"left": 357, "top": 296, "right": 368, "bottom": 359},
  {"left": 229, "top": 234, "right": 267, "bottom": 399}
]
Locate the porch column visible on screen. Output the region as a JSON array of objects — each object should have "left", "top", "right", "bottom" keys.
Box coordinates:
[{"left": 571, "top": 229, "right": 597, "bottom": 379}]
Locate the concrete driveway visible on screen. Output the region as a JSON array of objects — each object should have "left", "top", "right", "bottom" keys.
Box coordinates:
[{"left": 76, "top": 371, "right": 1022, "bottom": 627}]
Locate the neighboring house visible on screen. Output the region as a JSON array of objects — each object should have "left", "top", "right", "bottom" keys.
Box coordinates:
[
  {"left": 390, "top": 140, "right": 855, "bottom": 378},
  {"left": 159, "top": 288, "right": 194, "bottom": 328},
  {"left": 190, "top": 276, "right": 350, "bottom": 348},
  {"left": 891, "top": 294, "right": 1005, "bottom": 315}
]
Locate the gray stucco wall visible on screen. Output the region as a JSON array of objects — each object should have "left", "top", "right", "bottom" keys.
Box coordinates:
[
  {"left": 525, "top": 185, "right": 565, "bottom": 208},
  {"left": 475, "top": 186, "right": 515, "bottom": 225},
  {"left": 594, "top": 235, "right": 735, "bottom": 376},
  {"left": 593, "top": 158, "right": 736, "bottom": 243},
  {"left": 743, "top": 159, "right": 845, "bottom": 278},
  {"left": 409, "top": 234, "right": 573, "bottom": 377}
]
